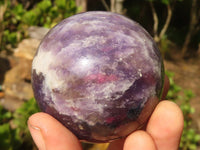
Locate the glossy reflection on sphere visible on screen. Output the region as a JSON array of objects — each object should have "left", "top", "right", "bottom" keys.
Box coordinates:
[{"left": 32, "top": 11, "right": 164, "bottom": 143}]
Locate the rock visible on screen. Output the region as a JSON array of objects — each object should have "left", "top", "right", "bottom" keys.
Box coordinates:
[
  {"left": 0, "top": 91, "right": 4, "bottom": 98},
  {"left": 0, "top": 95, "right": 24, "bottom": 111},
  {"left": 32, "top": 11, "right": 164, "bottom": 142},
  {"left": 1, "top": 26, "right": 49, "bottom": 110},
  {"left": 14, "top": 38, "right": 40, "bottom": 60},
  {"left": 4, "top": 58, "right": 32, "bottom": 82},
  {"left": 3, "top": 57, "right": 33, "bottom": 102},
  {"left": 28, "top": 26, "right": 49, "bottom": 40},
  {"left": 1, "top": 27, "right": 47, "bottom": 110},
  {"left": 5, "top": 81, "right": 33, "bottom": 100}
]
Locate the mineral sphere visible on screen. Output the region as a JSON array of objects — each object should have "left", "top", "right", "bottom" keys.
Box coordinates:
[{"left": 32, "top": 11, "right": 164, "bottom": 143}]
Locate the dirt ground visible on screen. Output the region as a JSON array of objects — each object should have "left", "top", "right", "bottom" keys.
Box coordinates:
[{"left": 164, "top": 54, "right": 200, "bottom": 132}]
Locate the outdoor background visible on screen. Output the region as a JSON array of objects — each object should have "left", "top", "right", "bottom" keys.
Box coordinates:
[{"left": 0, "top": 0, "right": 199, "bottom": 149}]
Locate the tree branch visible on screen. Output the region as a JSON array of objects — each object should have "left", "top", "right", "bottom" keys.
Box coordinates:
[
  {"left": 111, "top": 0, "right": 116, "bottom": 12},
  {"left": 76, "top": 0, "right": 87, "bottom": 12},
  {"left": 181, "top": 0, "right": 197, "bottom": 56},
  {"left": 0, "top": 2, "right": 7, "bottom": 47},
  {"left": 115, "top": 0, "right": 124, "bottom": 14},
  {"left": 101, "top": 0, "right": 110, "bottom": 11},
  {"left": 149, "top": 1, "right": 159, "bottom": 42},
  {"left": 159, "top": 4, "right": 172, "bottom": 40}
]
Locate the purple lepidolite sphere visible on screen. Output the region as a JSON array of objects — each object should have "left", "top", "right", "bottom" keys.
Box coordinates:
[{"left": 32, "top": 11, "right": 164, "bottom": 143}]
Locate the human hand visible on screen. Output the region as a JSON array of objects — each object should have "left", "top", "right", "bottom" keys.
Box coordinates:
[{"left": 28, "top": 76, "right": 184, "bottom": 150}]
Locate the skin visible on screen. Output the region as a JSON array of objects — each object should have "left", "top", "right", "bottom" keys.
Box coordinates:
[{"left": 28, "top": 76, "right": 184, "bottom": 150}]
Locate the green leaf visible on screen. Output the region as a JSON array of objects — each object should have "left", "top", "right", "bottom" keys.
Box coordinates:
[
  {"left": 0, "top": 123, "right": 22, "bottom": 150},
  {"left": 190, "top": 107, "right": 195, "bottom": 114},
  {"left": 189, "top": 144, "right": 197, "bottom": 150},
  {"left": 194, "top": 134, "right": 200, "bottom": 142},
  {"left": 161, "top": 0, "right": 170, "bottom": 5},
  {"left": 184, "top": 90, "right": 195, "bottom": 99},
  {"left": 12, "top": 4, "right": 25, "bottom": 16},
  {"left": 22, "top": 11, "right": 38, "bottom": 25},
  {"left": 0, "top": 123, "right": 11, "bottom": 149},
  {"left": 38, "top": 0, "right": 52, "bottom": 12},
  {"left": 0, "top": 105, "right": 12, "bottom": 124},
  {"left": 55, "top": 0, "right": 66, "bottom": 9},
  {"left": 13, "top": 98, "right": 40, "bottom": 133}
]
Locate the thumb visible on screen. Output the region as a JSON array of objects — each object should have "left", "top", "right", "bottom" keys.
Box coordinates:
[{"left": 28, "top": 112, "right": 82, "bottom": 150}]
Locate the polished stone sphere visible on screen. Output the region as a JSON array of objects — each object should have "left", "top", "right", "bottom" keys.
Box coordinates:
[{"left": 32, "top": 11, "right": 164, "bottom": 143}]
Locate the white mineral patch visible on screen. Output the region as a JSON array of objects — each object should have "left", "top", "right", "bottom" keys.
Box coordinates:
[
  {"left": 83, "top": 36, "right": 106, "bottom": 48},
  {"left": 32, "top": 50, "right": 66, "bottom": 94},
  {"left": 32, "top": 50, "right": 54, "bottom": 75}
]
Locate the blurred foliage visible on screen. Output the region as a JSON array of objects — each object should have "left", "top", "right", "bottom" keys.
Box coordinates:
[
  {"left": 0, "top": 98, "right": 39, "bottom": 150},
  {"left": 146, "top": 0, "right": 183, "bottom": 4},
  {"left": 13, "top": 98, "right": 40, "bottom": 148},
  {"left": 166, "top": 71, "right": 200, "bottom": 150},
  {"left": 0, "top": 105, "right": 21, "bottom": 150},
  {"left": 124, "top": 0, "right": 200, "bottom": 56},
  {"left": 22, "top": 0, "right": 77, "bottom": 27},
  {"left": 0, "top": 0, "right": 77, "bottom": 52},
  {"left": 0, "top": 105, "right": 12, "bottom": 123}
]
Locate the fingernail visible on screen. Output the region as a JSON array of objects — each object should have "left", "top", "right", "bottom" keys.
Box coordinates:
[{"left": 29, "top": 124, "right": 46, "bottom": 150}]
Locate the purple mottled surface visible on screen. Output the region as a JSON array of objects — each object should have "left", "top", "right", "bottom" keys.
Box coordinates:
[{"left": 32, "top": 11, "right": 164, "bottom": 143}]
